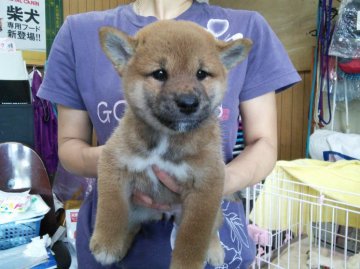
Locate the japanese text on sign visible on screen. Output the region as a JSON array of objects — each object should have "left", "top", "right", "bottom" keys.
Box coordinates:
[{"left": 0, "top": 0, "right": 46, "bottom": 51}]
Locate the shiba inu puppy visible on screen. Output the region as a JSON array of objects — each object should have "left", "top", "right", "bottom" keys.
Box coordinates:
[{"left": 90, "top": 20, "right": 252, "bottom": 269}]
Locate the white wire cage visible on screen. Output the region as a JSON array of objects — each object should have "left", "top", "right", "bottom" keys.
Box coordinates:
[{"left": 245, "top": 160, "right": 360, "bottom": 269}]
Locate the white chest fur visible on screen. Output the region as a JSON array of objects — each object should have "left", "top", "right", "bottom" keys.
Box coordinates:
[{"left": 118, "top": 136, "right": 191, "bottom": 187}]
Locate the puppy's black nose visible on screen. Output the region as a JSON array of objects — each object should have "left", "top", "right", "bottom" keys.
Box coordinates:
[{"left": 175, "top": 94, "right": 199, "bottom": 114}]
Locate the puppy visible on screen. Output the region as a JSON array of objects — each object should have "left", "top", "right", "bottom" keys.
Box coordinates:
[{"left": 89, "top": 20, "right": 252, "bottom": 269}]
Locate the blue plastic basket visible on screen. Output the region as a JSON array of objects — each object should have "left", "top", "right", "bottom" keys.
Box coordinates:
[{"left": 0, "top": 216, "right": 43, "bottom": 250}]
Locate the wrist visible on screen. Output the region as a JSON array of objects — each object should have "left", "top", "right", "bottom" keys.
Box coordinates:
[
  {"left": 224, "top": 164, "right": 252, "bottom": 196},
  {"left": 79, "top": 145, "right": 103, "bottom": 177}
]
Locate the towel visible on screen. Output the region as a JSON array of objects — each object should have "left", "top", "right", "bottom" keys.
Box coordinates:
[{"left": 250, "top": 159, "right": 360, "bottom": 235}]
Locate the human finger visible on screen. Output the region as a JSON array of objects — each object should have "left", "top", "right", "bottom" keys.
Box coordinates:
[
  {"left": 152, "top": 165, "right": 182, "bottom": 194},
  {"left": 132, "top": 190, "right": 171, "bottom": 211}
]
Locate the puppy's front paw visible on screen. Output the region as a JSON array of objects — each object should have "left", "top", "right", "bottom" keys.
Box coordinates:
[
  {"left": 90, "top": 233, "right": 126, "bottom": 265},
  {"left": 207, "top": 237, "right": 225, "bottom": 266}
]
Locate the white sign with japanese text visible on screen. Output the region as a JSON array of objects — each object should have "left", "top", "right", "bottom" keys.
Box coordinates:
[{"left": 0, "top": 0, "right": 45, "bottom": 55}]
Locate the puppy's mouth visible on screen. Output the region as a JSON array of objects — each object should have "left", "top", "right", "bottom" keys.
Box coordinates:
[
  {"left": 151, "top": 92, "right": 212, "bottom": 133},
  {"left": 155, "top": 112, "right": 210, "bottom": 133}
]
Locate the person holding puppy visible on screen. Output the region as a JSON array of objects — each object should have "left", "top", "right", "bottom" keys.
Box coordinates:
[{"left": 38, "top": 0, "right": 301, "bottom": 268}]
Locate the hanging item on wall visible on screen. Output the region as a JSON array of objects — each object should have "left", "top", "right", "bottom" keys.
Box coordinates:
[
  {"left": 307, "top": 0, "right": 360, "bottom": 159},
  {"left": 314, "top": 0, "right": 360, "bottom": 128},
  {"left": 328, "top": 0, "right": 360, "bottom": 128},
  {"left": 334, "top": 58, "right": 360, "bottom": 103},
  {"left": 328, "top": 0, "right": 360, "bottom": 103},
  {"left": 0, "top": 0, "right": 46, "bottom": 66},
  {"left": 329, "top": 0, "right": 360, "bottom": 59},
  {"left": 316, "top": 0, "right": 335, "bottom": 127},
  {"left": 30, "top": 69, "right": 58, "bottom": 175}
]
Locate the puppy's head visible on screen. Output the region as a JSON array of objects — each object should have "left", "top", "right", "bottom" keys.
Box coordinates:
[{"left": 100, "top": 20, "right": 252, "bottom": 133}]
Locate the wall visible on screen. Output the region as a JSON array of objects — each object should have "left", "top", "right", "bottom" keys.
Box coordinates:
[
  {"left": 276, "top": 72, "right": 312, "bottom": 160},
  {"left": 211, "top": 0, "right": 317, "bottom": 72},
  {"left": 61, "top": 0, "right": 316, "bottom": 160}
]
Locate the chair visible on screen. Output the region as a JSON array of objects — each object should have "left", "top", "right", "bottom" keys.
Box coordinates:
[{"left": 0, "top": 142, "right": 71, "bottom": 268}]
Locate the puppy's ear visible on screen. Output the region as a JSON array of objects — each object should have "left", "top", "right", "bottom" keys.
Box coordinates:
[
  {"left": 217, "top": 38, "right": 252, "bottom": 70},
  {"left": 99, "top": 26, "right": 137, "bottom": 74}
]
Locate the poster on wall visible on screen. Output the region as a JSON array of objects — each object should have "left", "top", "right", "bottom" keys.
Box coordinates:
[{"left": 0, "top": 0, "right": 46, "bottom": 66}]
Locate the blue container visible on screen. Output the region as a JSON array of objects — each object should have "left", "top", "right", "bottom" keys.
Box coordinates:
[{"left": 0, "top": 216, "right": 43, "bottom": 250}]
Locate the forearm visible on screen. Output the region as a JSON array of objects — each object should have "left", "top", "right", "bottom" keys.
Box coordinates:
[
  {"left": 57, "top": 104, "right": 102, "bottom": 178},
  {"left": 58, "top": 139, "right": 102, "bottom": 178},
  {"left": 223, "top": 92, "right": 278, "bottom": 196},
  {"left": 224, "top": 137, "right": 277, "bottom": 196}
]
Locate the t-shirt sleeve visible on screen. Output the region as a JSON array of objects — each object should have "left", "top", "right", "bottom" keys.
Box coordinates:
[
  {"left": 239, "top": 12, "right": 301, "bottom": 102},
  {"left": 37, "top": 17, "right": 86, "bottom": 110}
]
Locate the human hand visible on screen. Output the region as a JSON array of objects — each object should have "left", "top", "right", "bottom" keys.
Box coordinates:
[{"left": 131, "top": 165, "right": 182, "bottom": 211}]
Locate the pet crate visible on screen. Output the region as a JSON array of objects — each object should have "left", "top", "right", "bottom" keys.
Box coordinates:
[{"left": 245, "top": 159, "right": 360, "bottom": 269}]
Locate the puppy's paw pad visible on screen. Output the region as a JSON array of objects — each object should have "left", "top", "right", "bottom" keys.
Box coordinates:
[{"left": 207, "top": 243, "right": 225, "bottom": 266}]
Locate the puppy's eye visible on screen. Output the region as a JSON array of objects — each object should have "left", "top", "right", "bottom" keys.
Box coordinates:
[
  {"left": 196, "top": 69, "right": 210, "bottom": 81},
  {"left": 151, "top": 69, "right": 168, "bottom": 81}
]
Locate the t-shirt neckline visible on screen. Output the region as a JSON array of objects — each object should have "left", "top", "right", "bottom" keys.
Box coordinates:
[{"left": 122, "top": 1, "right": 202, "bottom": 28}]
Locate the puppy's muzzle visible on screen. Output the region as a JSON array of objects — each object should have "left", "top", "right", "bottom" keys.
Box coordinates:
[
  {"left": 153, "top": 89, "right": 211, "bottom": 133},
  {"left": 175, "top": 93, "right": 200, "bottom": 115}
]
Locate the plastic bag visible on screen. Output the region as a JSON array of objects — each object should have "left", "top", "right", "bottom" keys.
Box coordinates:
[
  {"left": 52, "top": 163, "right": 96, "bottom": 203},
  {"left": 309, "top": 129, "right": 360, "bottom": 161},
  {"left": 0, "top": 235, "right": 50, "bottom": 269},
  {"left": 65, "top": 208, "right": 79, "bottom": 250},
  {"left": 333, "top": 69, "right": 360, "bottom": 102},
  {"left": 0, "top": 191, "right": 49, "bottom": 224},
  {"left": 329, "top": 0, "right": 360, "bottom": 58}
]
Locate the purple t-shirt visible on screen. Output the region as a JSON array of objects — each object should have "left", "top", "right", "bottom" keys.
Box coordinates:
[{"left": 38, "top": 2, "right": 300, "bottom": 268}]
